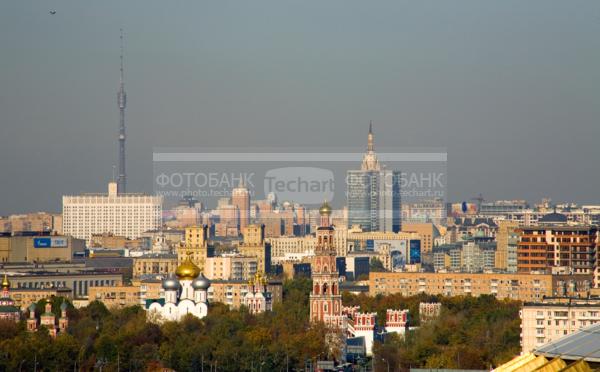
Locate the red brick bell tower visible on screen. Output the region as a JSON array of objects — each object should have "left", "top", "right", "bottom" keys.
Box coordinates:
[{"left": 309, "top": 202, "right": 344, "bottom": 327}]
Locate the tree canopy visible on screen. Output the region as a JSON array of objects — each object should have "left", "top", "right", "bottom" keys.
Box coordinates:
[{"left": 0, "top": 279, "right": 521, "bottom": 371}]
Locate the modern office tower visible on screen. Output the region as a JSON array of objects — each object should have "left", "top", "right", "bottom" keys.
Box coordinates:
[
  {"left": 232, "top": 181, "right": 250, "bottom": 230},
  {"left": 347, "top": 123, "right": 401, "bottom": 232},
  {"left": 239, "top": 225, "right": 271, "bottom": 273},
  {"left": 63, "top": 182, "right": 162, "bottom": 244}
]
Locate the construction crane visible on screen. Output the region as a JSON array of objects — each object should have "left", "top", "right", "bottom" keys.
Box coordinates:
[{"left": 471, "top": 193, "right": 485, "bottom": 212}]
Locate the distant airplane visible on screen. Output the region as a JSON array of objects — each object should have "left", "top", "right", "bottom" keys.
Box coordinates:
[{"left": 49, "top": 10, "right": 56, "bottom": 15}]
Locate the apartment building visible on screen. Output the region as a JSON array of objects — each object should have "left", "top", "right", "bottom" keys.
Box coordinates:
[
  {"left": 88, "top": 279, "right": 162, "bottom": 309},
  {"left": 369, "top": 272, "right": 592, "bottom": 301},
  {"left": 132, "top": 253, "right": 178, "bottom": 278},
  {"left": 208, "top": 280, "right": 283, "bottom": 309},
  {"left": 520, "top": 298, "right": 600, "bottom": 352},
  {"left": 517, "top": 222, "right": 597, "bottom": 282},
  {"left": 204, "top": 255, "right": 258, "bottom": 281}
]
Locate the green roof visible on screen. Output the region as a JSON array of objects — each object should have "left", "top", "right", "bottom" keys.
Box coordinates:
[
  {"left": 145, "top": 298, "right": 164, "bottom": 309},
  {"left": 0, "top": 305, "right": 20, "bottom": 313}
]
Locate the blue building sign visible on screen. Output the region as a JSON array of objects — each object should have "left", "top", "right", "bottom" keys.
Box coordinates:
[
  {"left": 409, "top": 240, "right": 421, "bottom": 264},
  {"left": 33, "top": 237, "right": 68, "bottom": 248}
]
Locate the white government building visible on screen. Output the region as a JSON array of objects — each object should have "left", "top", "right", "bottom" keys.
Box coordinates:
[{"left": 63, "top": 182, "right": 162, "bottom": 244}]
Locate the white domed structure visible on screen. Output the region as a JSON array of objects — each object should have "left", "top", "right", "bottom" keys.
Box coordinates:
[
  {"left": 243, "top": 272, "right": 272, "bottom": 314},
  {"left": 192, "top": 273, "right": 210, "bottom": 291},
  {"left": 146, "top": 257, "right": 210, "bottom": 323}
]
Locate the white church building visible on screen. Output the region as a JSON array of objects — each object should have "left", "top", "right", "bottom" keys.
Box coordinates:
[{"left": 146, "top": 257, "right": 210, "bottom": 322}]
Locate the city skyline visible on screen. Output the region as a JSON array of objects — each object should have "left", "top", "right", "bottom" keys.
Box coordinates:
[{"left": 2, "top": 1, "right": 600, "bottom": 215}]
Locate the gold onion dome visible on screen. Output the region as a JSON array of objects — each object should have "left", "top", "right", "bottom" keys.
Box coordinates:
[
  {"left": 1, "top": 274, "right": 9, "bottom": 289},
  {"left": 176, "top": 259, "right": 201, "bottom": 281},
  {"left": 319, "top": 201, "right": 332, "bottom": 216}
]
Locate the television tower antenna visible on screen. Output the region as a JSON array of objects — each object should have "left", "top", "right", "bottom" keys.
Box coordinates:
[{"left": 117, "top": 28, "right": 127, "bottom": 194}]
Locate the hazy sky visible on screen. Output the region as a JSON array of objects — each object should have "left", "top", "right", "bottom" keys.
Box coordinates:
[{"left": 1, "top": 1, "right": 600, "bottom": 214}]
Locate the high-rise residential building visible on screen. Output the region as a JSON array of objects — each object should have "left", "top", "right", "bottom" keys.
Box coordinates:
[
  {"left": 178, "top": 225, "right": 211, "bottom": 272},
  {"left": 496, "top": 220, "right": 520, "bottom": 272},
  {"left": 347, "top": 123, "right": 401, "bottom": 233},
  {"left": 517, "top": 214, "right": 598, "bottom": 285},
  {"left": 432, "top": 240, "right": 496, "bottom": 273},
  {"left": 239, "top": 224, "right": 271, "bottom": 273},
  {"left": 63, "top": 182, "right": 162, "bottom": 244},
  {"left": 216, "top": 202, "right": 240, "bottom": 237},
  {"left": 232, "top": 182, "right": 250, "bottom": 230},
  {"left": 258, "top": 211, "right": 283, "bottom": 238},
  {"left": 294, "top": 204, "right": 308, "bottom": 236}
]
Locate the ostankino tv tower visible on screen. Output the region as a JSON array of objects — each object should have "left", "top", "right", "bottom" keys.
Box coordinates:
[{"left": 117, "top": 28, "right": 127, "bottom": 194}]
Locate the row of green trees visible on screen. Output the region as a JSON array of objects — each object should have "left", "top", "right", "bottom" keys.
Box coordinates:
[
  {"left": 345, "top": 292, "right": 522, "bottom": 371},
  {"left": 0, "top": 278, "right": 327, "bottom": 371},
  {"left": 0, "top": 279, "right": 521, "bottom": 371}
]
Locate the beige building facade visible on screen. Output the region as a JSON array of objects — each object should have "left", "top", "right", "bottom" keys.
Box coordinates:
[
  {"left": 370, "top": 272, "right": 593, "bottom": 301},
  {"left": 9, "top": 287, "right": 72, "bottom": 310},
  {"left": 89, "top": 279, "right": 162, "bottom": 309},
  {"left": 401, "top": 223, "right": 439, "bottom": 254},
  {"left": 133, "top": 254, "right": 178, "bottom": 278},
  {"left": 520, "top": 298, "right": 600, "bottom": 353},
  {"left": 178, "top": 225, "right": 210, "bottom": 271},
  {"left": 0, "top": 235, "right": 85, "bottom": 263},
  {"left": 208, "top": 280, "right": 283, "bottom": 309},
  {"left": 204, "top": 255, "right": 258, "bottom": 281},
  {"left": 239, "top": 225, "right": 271, "bottom": 273}
]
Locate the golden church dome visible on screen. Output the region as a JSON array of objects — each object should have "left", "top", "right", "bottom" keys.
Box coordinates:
[
  {"left": 1, "top": 274, "right": 9, "bottom": 290},
  {"left": 319, "top": 201, "right": 332, "bottom": 216},
  {"left": 175, "top": 259, "right": 201, "bottom": 281}
]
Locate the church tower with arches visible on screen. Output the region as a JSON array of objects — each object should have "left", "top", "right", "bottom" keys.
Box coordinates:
[{"left": 309, "top": 202, "right": 344, "bottom": 328}]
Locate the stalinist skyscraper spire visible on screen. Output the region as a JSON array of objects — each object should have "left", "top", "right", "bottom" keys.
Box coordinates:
[{"left": 117, "top": 28, "right": 127, "bottom": 194}]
